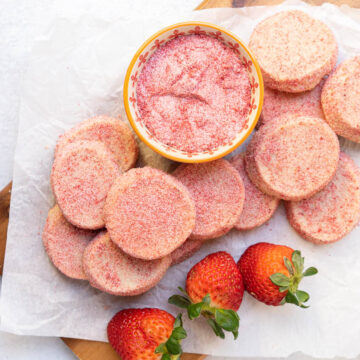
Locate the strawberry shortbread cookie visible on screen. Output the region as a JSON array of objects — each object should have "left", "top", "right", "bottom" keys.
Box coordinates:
[
  {"left": 249, "top": 10, "right": 337, "bottom": 92},
  {"left": 104, "top": 167, "right": 195, "bottom": 260},
  {"left": 51, "top": 140, "right": 120, "bottom": 229},
  {"left": 171, "top": 238, "right": 203, "bottom": 266},
  {"left": 83, "top": 232, "right": 171, "bottom": 296},
  {"left": 42, "top": 205, "right": 96, "bottom": 280},
  {"left": 230, "top": 153, "right": 279, "bottom": 230},
  {"left": 286, "top": 152, "right": 360, "bottom": 244},
  {"left": 245, "top": 115, "right": 340, "bottom": 201},
  {"left": 259, "top": 80, "right": 325, "bottom": 127},
  {"left": 55, "top": 115, "right": 138, "bottom": 171},
  {"left": 321, "top": 56, "right": 360, "bottom": 143},
  {"left": 173, "top": 159, "right": 244, "bottom": 240}
]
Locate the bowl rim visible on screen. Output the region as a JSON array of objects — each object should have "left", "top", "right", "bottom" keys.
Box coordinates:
[{"left": 123, "top": 21, "right": 264, "bottom": 163}]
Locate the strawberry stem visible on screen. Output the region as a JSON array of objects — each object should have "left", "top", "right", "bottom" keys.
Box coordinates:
[
  {"left": 270, "top": 250, "right": 318, "bottom": 308},
  {"left": 169, "top": 292, "right": 240, "bottom": 340},
  {"left": 154, "top": 314, "right": 186, "bottom": 359}
]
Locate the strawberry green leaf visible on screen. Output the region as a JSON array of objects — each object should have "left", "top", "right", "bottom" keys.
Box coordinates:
[
  {"left": 300, "top": 304, "right": 310, "bottom": 309},
  {"left": 214, "top": 309, "right": 239, "bottom": 332},
  {"left": 279, "top": 286, "right": 288, "bottom": 292},
  {"left": 280, "top": 297, "right": 286, "bottom": 305},
  {"left": 232, "top": 329, "right": 239, "bottom": 340},
  {"left": 303, "top": 267, "right": 318, "bottom": 277},
  {"left": 166, "top": 336, "right": 181, "bottom": 355},
  {"left": 155, "top": 343, "right": 166, "bottom": 354},
  {"left": 283, "top": 256, "right": 294, "bottom": 275},
  {"left": 207, "top": 318, "right": 225, "bottom": 339},
  {"left": 161, "top": 354, "right": 171, "bottom": 360},
  {"left": 174, "top": 314, "right": 183, "bottom": 328},
  {"left": 292, "top": 250, "right": 303, "bottom": 274},
  {"left": 188, "top": 302, "right": 203, "bottom": 320},
  {"left": 270, "top": 273, "right": 290, "bottom": 287},
  {"left": 168, "top": 295, "right": 191, "bottom": 309},
  {"left": 202, "top": 294, "right": 211, "bottom": 305},
  {"left": 296, "top": 290, "right": 310, "bottom": 303},
  {"left": 172, "top": 327, "right": 187, "bottom": 340},
  {"left": 285, "top": 291, "right": 300, "bottom": 306},
  {"left": 178, "top": 287, "right": 190, "bottom": 298}
]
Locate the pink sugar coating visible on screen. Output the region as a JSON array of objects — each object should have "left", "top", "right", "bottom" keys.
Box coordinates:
[
  {"left": 83, "top": 231, "right": 171, "bottom": 296},
  {"left": 55, "top": 115, "right": 138, "bottom": 171},
  {"left": 171, "top": 238, "right": 203, "bottom": 266},
  {"left": 230, "top": 153, "right": 279, "bottom": 230},
  {"left": 104, "top": 167, "right": 196, "bottom": 260},
  {"left": 173, "top": 159, "right": 245, "bottom": 241},
  {"left": 51, "top": 140, "right": 120, "bottom": 230},
  {"left": 260, "top": 80, "right": 325, "bottom": 127},
  {"left": 321, "top": 56, "right": 360, "bottom": 143},
  {"left": 136, "top": 34, "right": 251, "bottom": 153},
  {"left": 249, "top": 10, "right": 337, "bottom": 93},
  {"left": 286, "top": 152, "right": 360, "bottom": 244},
  {"left": 245, "top": 115, "right": 340, "bottom": 201},
  {"left": 42, "top": 205, "right": 96, "bottom": 280}
]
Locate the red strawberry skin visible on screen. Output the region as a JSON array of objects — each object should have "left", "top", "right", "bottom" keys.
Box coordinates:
[
  {"left": 238, "top": 242, "right": 293, "bottom": 306},
  {"left": 186, "top": 251, "right": 244, "bottom": 311},
  {"left": 107, "top": 308, "right": 174, "bottom": 360}
]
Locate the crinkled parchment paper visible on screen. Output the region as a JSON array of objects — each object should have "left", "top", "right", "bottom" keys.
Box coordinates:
[{"left": 2, "top": 0, "right": 360, "bottom": 357}]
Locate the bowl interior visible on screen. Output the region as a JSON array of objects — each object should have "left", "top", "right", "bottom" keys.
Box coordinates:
[{"left": 124, "top": 22, "right": 263, "bottom": 163}]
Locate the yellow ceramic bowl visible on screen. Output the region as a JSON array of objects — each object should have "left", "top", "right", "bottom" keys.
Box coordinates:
[{"left": 124, "top": 21, "right": 263, "bottom": 163}]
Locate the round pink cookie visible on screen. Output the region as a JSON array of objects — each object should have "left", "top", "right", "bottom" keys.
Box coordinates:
[
  {"left": 321, "top": 57, "right": 360, "bottom": 143},
  {"left": 171, "top": 238, "right": 203, "bottom": 266},
  {"left": 173, "top": 159, "right": 245, "bottom": 241},
  {"left": 83, "top": 232, "right": 171, "bottom": 296},
  {"left": 230, "top": 153, "right": 279, "bottom": 230},
  {"left": 42, "top": 205, "right": 96, "bottom": 280},
  {"left": 104, "top": 167, "right": 196, "bottom": 260},
  {"left": 51, "top": 140, "right": 120, "bottom": 230},
  {"left": 56, "top": 115, "right": 138, "bottom": 171},
  {"left": 286, "top": 152, "right": 360, "bottom": 244},
  {"left": 259, "top": 80, "right": 325, "bottom": 127},
  {"left": 245, "top": 115, "right": 340, "bottom": 201},
  {"left": 249, "top": 10, "right": 337, "bottom": 93}
]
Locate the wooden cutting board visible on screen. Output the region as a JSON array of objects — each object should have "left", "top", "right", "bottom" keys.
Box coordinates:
[{"left": 0, "top": 0, "right": 358, "bottom": 358}]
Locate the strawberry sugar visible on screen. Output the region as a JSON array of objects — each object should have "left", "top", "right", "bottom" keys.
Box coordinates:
[{"left": 136, "top": 34, "right": 251, "bottom": 153}]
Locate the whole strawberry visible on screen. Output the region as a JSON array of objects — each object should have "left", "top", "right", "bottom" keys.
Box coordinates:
[
  {"left": 107, "top": 308, "right": 186, "bottom": 360},
  {"left": 169, "top": 251, "right": 244, "bottom": 339},
  {"left": 238, "top": 242, "right": 318, "bottom": 307}
]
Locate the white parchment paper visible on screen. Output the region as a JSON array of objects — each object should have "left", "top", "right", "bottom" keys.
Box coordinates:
[{"left": 2, "top": 0, "right": 360, "bottom": 357}]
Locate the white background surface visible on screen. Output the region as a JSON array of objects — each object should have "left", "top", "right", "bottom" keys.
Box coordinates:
[{"left": 0, "top": 1, "right": 359, "bottom": 360}]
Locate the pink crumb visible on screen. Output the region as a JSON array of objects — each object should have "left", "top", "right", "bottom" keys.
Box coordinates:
[{"left": 136, "top": 34, "right": 251, "bottom": 153}]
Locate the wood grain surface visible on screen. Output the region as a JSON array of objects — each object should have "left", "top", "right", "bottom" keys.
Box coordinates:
[{"left": 0, "top": 0, "right": 357, "bottom": 359}]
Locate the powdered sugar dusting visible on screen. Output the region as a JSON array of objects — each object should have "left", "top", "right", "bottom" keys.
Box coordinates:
[{"left": 136, "top": 34, "right": 251, "bottom": 153}]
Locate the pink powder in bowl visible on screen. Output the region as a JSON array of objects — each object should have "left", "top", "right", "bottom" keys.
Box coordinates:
[{"left": 136, "top": 34, "right": 251, "bottom": 153}]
